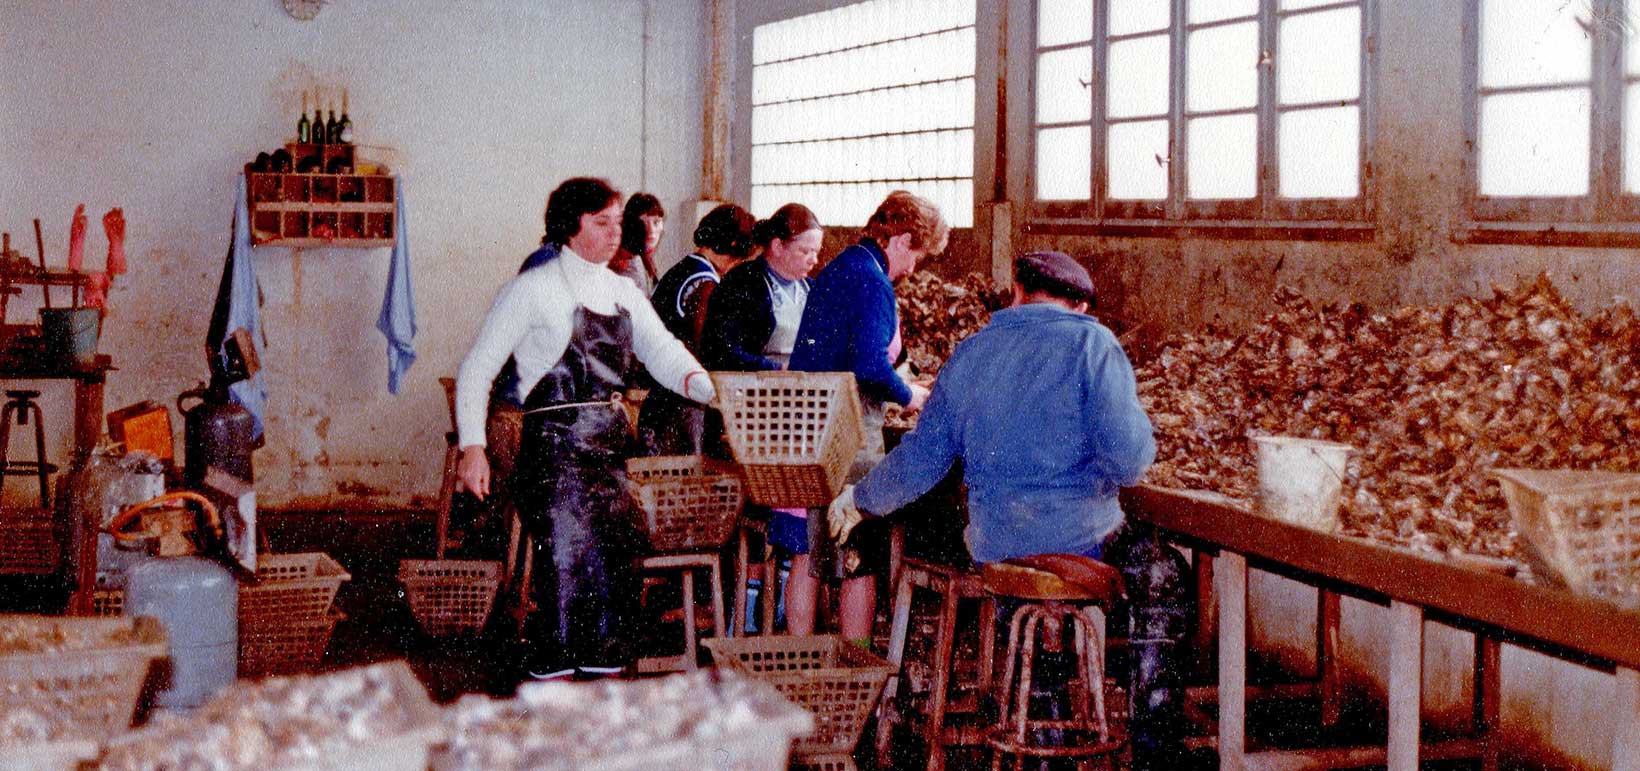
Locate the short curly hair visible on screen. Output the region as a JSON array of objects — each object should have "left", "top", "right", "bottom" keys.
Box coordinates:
[
  {"left": 543, "top": 177, "right": 622, "bottom": 246},
  {"left": 862, "top": 190, "right": 949, "bottom": 256}
]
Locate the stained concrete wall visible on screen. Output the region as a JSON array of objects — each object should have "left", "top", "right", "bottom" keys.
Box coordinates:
[
  {"left": 1009, "top": 0, "right": 1636, "bottom": 332},
  {"left": 994, "top": 1, "right": 1636, "bottom": 764},
  {"left": 0, "top": 0, "right": 706, "bottom": 508}
]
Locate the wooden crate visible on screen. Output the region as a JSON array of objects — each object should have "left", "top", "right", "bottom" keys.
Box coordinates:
[{"left": 245, "top": 143, "right": 395, "bottom": 248}]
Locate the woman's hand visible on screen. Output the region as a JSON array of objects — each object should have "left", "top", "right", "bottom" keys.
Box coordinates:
[
  {"left": 457, "top": 446, "right": 491, "bottom": 501},
  {"left": 906, "top": 382, "right": 931, "bottom": 413}
]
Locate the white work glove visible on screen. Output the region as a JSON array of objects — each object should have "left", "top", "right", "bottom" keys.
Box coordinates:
[
  {"left": 827, "top": 484, "right": 865, "bottom": 545},
  {"left": 684, "top": 371, "right": 717, "bottom": 404}
]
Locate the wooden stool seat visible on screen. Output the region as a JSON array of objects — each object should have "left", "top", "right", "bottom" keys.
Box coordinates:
[
  {"left": 983, "top": 554, "right": 1123, "bottom": 604},
  {"left": 636, "top": 551, "right": 726, "bottom": 674}
]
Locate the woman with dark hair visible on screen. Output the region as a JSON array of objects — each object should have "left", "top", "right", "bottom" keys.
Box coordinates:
[
  {"left": 701, "top": 203, "right": 821, "bottom": 372},
  {"left": 455, "top": 176, "right": 716, "bottom": 680},
  {"left": 638, "top": 202, "right": 757, "bottom": 454},
  {"left": 700, "top": 202, "right": 822, "bottom": 630},
  {"left": 609, "top": 193, "right": 665, "bottom": 295}
]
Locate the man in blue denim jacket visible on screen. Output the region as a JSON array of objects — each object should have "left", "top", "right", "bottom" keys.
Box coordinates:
[{"left": 830, "top": 251, "right": 1194, "bottom": 770}]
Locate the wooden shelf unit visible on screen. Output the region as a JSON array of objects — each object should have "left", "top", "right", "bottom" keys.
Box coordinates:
[{"left": 245, "top": 143, "right": 396, "bottom": 248}]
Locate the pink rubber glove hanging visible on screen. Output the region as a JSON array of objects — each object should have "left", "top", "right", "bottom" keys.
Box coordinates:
[
  {"left": 103, "top": 208, "right": 126, "bottom": 275},
  {"left": 82, "top": 272, "right": 110, "bottom": 310},
  {"left": 67, "top": 204, "right": 87, "bottom": 272}
]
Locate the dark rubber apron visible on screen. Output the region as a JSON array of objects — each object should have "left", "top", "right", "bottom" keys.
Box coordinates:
[{"left": 513, "top": 305, "right": 645, "bottom": 672}]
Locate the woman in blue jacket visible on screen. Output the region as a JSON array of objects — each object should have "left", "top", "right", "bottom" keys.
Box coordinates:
[
  {"left": 786, "top": 190, "right": 947, "bottom": 641},
  {"left": 637, "top": 203, "right": 756, "bottom": 455}
]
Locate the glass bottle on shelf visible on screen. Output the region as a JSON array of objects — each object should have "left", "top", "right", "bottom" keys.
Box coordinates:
[
  {"left": 297, "top": 91, "right": 311, "bottom": 144},
  {"left": 325, "top": 104, "right": 339, "bottom": 145},
  {"left": 312, "top": 88, "right": 327, "bottom": 145},
  {"left": 339, "top": 89, "right": 354, "bottom": 144}
]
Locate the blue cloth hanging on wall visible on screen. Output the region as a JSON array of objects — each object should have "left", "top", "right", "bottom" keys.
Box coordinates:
[
  {"left": 206, "top": 174, "right": 269, "bottom": 438},
  {"left": 377, "top": 177, "right": 417, "bottom": 394}
]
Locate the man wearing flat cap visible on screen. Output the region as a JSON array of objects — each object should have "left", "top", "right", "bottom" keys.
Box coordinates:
[{"left": 828, "top": 251, "right": 1197, "bottom": 769}]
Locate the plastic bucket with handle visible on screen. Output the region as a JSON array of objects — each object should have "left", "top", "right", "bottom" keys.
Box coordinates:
[{"left": 1251, "top": 436, "right": 1355, "bottom": 532}]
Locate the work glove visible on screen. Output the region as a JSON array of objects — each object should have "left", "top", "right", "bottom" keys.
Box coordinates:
[
  {"left": 685, "top": 371, "right": 716, "bottom": 404},
  {"left": 103, "top": 208, "right": 126, "bottom": 275},
  {"left": 827, "top": 484, "right": 865, "bottom": 545},
  {"left": 67, "top": 204, "right": 87, "bottom": 272}
]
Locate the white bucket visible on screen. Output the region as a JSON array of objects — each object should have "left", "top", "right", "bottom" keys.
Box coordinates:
[{"left": 1251, "top": 436, "right": 1355, "bottom": 532}]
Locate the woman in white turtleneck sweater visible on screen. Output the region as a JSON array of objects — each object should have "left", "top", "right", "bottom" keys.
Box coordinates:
[{"left": 454, "top": 178, "right": 714, "bottom": 680}]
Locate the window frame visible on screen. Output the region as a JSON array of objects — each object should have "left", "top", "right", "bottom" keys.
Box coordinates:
[
  {"left": 1462, "top": 0, "right": 1636, "bottom": 229},
  {"left": 1026, "top": 0, "right": 1378, "bottom": 236}
]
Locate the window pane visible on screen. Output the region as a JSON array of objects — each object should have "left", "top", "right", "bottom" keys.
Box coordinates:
[
  {"left": 1478, "top": 88, "right": 1591, "bottom": 196},
  {"left": 1037, "top": 47, "right": 1094, "bottom": 124},
  {"left": 1280, "top": 106, "right": 1360, "bottom": 198},
  {"left": 1036, "top": 125, "right": 1093, "bottom": 200},
  {"left": 1281, "top": 0, "right": 1346, "bottom": 8},
  {"left": 751, "top": 0, "right": 978, "bottom": 224},
  {"left": 1108, "top": 119, "right": 1171, "bottom": 200},
  {"left": 1188, "top": 22, "right": 1259, "bottom": 112},
  {"left": 1625, "top": 85, "right": 1640, "bottom": 193},
  {"left": 1279, "top": 7, "right": 1361, "bottom": 104},
  {"left": 1631, "top": 22, "right": 1640, "bottom": 76},
  {"left": 1187, "top": 113, "right": 1257, "bottom": 199},
  {"left": 1110, "top": 0, "right": 1170, "bottom": 36},
  {"left": 1107, "top": 35, "right": 1171, "bottom": 118},
  {"left": 1479, "top": 0, "right": 1591, "bottom": 89},
  {"left": 1039, "top": 0, "right": 1093, "bottom": 47},
  {"left": 1189, "top": 0, "right": 1257, "bottom": 24}
]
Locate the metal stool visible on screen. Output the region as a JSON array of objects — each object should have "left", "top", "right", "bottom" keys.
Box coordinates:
[
  {"left": 877, "top": 557, "right": 996, "bottom": 771},
  {"left": 983, "top": 556, "right": 1126, "bottom": 771},
  {"left": 0, "top": 390, "right": 57, "bottom": 510}
]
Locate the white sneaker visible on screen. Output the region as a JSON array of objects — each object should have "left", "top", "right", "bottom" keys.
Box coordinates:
[{"left": 528, "top": 667, "right": 576, "bottom": 681}]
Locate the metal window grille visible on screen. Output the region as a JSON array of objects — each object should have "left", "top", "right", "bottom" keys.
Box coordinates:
[{"left": 750, "top": 0, "right": 978, "bottom": 226}]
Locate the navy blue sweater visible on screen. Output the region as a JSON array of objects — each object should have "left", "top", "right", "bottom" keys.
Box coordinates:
[
  {"left": 789, "top": 239, "right": 912, "bottom": 406},
  {"left": 702, "top": 258, "right": 810, "bottom": 372}
]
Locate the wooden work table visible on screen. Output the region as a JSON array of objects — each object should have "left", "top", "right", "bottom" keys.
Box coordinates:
[
  {"left": 1121, "top": 484, "right": 1640, "bottom": 771},
  {"left": 0, "top": 353, "right": 112, "bottom": 455}
]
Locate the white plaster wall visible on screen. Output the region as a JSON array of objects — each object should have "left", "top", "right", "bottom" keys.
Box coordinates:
[{"left": 0, "top": 0, "right": 706, "bottom": 508}]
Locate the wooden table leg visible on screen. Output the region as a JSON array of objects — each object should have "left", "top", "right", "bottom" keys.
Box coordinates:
[
  {"left": 72, "top": 378, "right": 102, "bottom": 456},
  {"left": 1319, "top": 589, "right": 1343, "bottom": 729},
  {"left": 1474, "top": 635, "right": 1501, "bottom": 771},
  {"left": 1615, "top": 667, "right": 1640, "bottom": 771},
  {"left": 1217, "top": 552, "right": 1247, "bottom": 771},
  {"left": 1194, "top": 551, "right": 1218, "bottom": 680},
  {"left": 1387, "top": 600, "right": 1424, "bottom": 771}
]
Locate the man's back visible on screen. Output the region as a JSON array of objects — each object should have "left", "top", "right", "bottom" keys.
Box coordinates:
[{"left": 854, "top": 301, "right": 1154, "bottom": 563}]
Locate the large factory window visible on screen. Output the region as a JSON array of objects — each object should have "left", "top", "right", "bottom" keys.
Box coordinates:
[
  {"left": 1467, "top": 0, "right": 1640, "bottom": 229},
  {"left": 749, "top": 0, "right": 977, "bottom": 226},
  {"left": 1032, "top": 0, "right": 1371, "bottom": 227}
]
